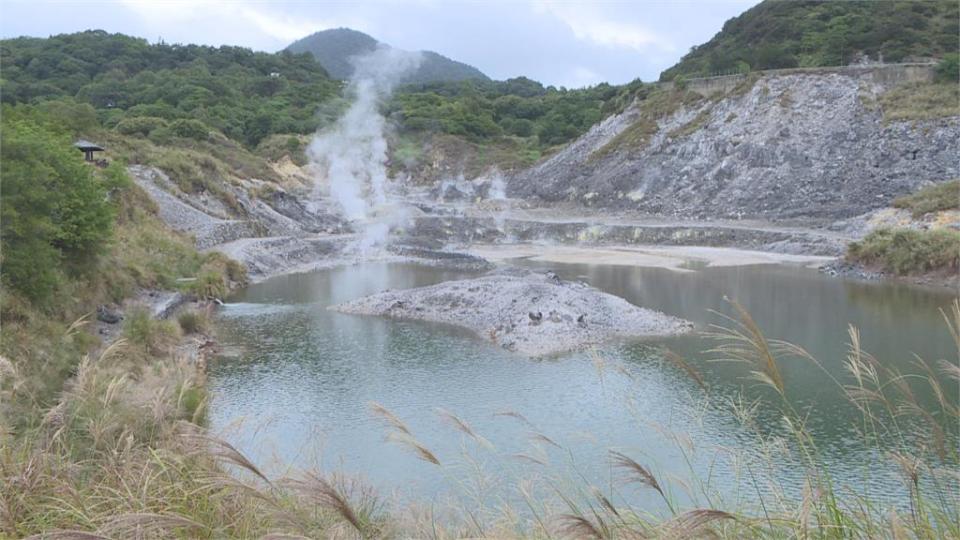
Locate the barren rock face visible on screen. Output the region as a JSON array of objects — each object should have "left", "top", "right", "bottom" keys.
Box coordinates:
[
  {"left": 509, "top": 72, "right": 959, "bottom": 220},
  {"left": 331, "top": 270, "right": 693, "bottom": 356}
]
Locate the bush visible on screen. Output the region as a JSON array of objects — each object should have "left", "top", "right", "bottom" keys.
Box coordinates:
[
  {"left": 192, "top": 270, "right": 228, "bottom": 300},
  {"left": 115, "top": 116, "right": 168, "bottom": 137},
  {"left": 148, "top": 126, "right": 175, "bottom": 146},
  {"left": 935, "top": 53, "right": 959, "bottom": 84},
  {"left": 177, "top": 309, "right": 209, "bottom": 334},
  {"left": 847, "top": 227, "right": 960, "bottom": 275},
  {"left": 892, "top": 180, "right": 960, "bottom": 217},
  {"left": 255, "top": 133, "right": 307, "bottom": 165},
  {"left": 123, "top": 306, "right": 180, "bottom": 355},
  {"left": 169, "top": 119, "right": 210, "bottom": 141}
]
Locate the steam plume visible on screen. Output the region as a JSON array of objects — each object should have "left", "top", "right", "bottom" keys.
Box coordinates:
[{"left": 308, "top": 46, "right": 422, "bottom": 247}]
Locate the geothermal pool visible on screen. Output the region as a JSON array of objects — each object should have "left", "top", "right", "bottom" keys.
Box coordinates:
[{"left": 207, "top": 258, "right": 957, "bottom": 515}]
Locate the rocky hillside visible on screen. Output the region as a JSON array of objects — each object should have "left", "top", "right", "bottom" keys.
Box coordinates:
[
  {"left": 507, "top": 69, "right": 959, "bottom": 221},
  {"left": 286, "top": 28, "right": 488, "bottom": 84}
]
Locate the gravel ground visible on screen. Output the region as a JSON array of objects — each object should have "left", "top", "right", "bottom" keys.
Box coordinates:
[{"left": 331, "top": 269, "right": 693, "bottom": 356}]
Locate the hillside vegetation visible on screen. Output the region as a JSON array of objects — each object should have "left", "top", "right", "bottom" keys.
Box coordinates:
[
  {"left": 848, "top": 228, "right": 960, "bottom": 276},
  {"left": 661, "top": 0, "right": 959, "bottom": 80},
  {"left": 0, "top": 103, "right": 242, "bottom": 422},
  {"left": 387, "top": 77, "right": 647, "bottom": 177},
  {"left": 286, "top": 27, "right": 489, "bottom": 84},
  {"left": 1, "top": 31, "right": 342, "bottom": 147},
  {"left": 1, "top": 30, "right": 631, "bottom": 178}
]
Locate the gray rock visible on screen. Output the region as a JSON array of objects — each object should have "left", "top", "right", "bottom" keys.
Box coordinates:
[
  {"left": 508, "top": 72, "right": 959, "bottom": 221},
  {"left": 330, "top": 270, "right": 693, "bottom": 357},
  {"left": 386, "top": 244, "right": 493, "bottom": 270},
  {"left": 96, "top": 305, "right": 122, "bottom": 324}
]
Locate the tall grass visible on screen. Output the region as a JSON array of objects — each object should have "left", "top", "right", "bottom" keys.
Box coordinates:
[{"left": 2, "top": 301, "right": 957, "bottom": 538}]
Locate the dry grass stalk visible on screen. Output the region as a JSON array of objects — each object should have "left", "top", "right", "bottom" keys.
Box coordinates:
[
  {"left": 366, "top": 402, "right": 441, "bottom": 466},
  {"left": 707, "top": 298, "right": 786, "bottom": 395},
  {"left": 97, "top": 512, "right": 205, "bottom": 537},
  {"left": 435, "top": 408, "right": 492, "bottom": 449},
  {"left": 180, "top": 431, "right": 272, "bottom": 486},
  {"left": 609, "top": 450, "right": 664, "bottom": 498},
  {"left": 938, "top": 359, "right": 960, "bottom": 382},
  {"left": 660, "top": 508, "right": 734, "bottom": 538},
  {"left": 385, "top": 432, "right": 440, "bottom": 466},
  {"left": 368, "top": 402, "right": 411, "bottom": 436},
  {"left": 590, "top": 487, "right": 621, "bottom": 520},
  {"left": 284, "top": 472, "right": 364, "bottom": 534},
  {"left": 493, "top": 410, "right": 535, "bottom": 428},
  {"left": 510, "top": 453, "right": 547, "bottom": 466},
  {"left": 529, "top": 432, "right": 562, "bottom": 449},
  {"left": 940, "top": 299, "right": 960, "bottom": 355},
  {"left": 663, "top": 349, "right": 707, "bottom": 391},
  {"left": 557, "top": 513, "right": 603, "bottom": 539},
  {"left": 23, "top": 531, "right": 111, "bottom": 540}
]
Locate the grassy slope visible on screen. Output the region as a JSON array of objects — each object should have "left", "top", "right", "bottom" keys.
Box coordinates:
[{"left": 877, "top": 81, "right": 960, "bottom": 122}]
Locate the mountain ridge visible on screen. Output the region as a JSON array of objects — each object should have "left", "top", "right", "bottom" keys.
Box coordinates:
[{"left": 285, "top": 27, "right": 488, "bottom": 84}]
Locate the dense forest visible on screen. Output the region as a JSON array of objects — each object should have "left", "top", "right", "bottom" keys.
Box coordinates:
[
  {"left": 0, "top": 31, "right": 342, "bottom": 146},
  {"left": 661, "top": 0, "right": 959, "bottom": 80},
  {"left": 0, "top": 30, "right": 644, "bottom": 163},
  {"left": 390, "top": 77, "right": 644, "bottom": 147}
]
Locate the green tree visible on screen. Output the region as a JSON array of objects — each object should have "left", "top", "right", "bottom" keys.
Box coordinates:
[{"left": 0, "top": 114, "right": 114, "bottom": 302}]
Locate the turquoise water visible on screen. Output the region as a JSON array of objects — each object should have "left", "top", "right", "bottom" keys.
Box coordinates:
[{"left": 208, "top": 261, "right": 957, "bottom": 514}]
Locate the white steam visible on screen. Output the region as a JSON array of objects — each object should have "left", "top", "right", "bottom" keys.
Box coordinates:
[
  {"left": 485, "top": 169, "right": 507, "bottom": 200},
  {"left": 308, "top": 46, "right": 422, "bottom": 247}
]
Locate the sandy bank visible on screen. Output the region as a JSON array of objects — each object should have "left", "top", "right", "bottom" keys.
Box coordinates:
[{"left": 467, "top": 243, "right": 834, "bottom": 271}]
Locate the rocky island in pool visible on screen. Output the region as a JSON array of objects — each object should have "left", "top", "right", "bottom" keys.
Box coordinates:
[{"left": 331, "top": 269, "right": 694, "bottom": 356}]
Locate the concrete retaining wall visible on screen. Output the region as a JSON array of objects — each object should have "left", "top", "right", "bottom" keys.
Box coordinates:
[{"left": 660, "top": 63, "right": 937, "bottom": 96}]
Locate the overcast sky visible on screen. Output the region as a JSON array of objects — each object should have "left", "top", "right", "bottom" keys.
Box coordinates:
[{"left": 1, "top": 0, "right": 757, "bottom": 87}]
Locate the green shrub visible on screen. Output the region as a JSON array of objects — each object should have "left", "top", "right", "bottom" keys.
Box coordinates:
[
  {"left": 936, "top": 53, "right": 959, "bottom": 83},
  {"left": 147, "top": 125, "right": 175, "bottom": 146},
  {"left": 177, "top": 309, "right": 208, "bottom": 334},
  {"left": 123, "top": 306, "right": 180, "bottom": 355},
  {"left": 115, "top": 116, "right": 168, "bottom": 137},
  {"left": 848, "top": 227, "right": 960, "bottom": 275},
  {"left": 169, "top": 119, "right": 210, "bottom": 141},
  {"left": 192, "top": 271, "right": 228, "bottom": 300},
  {"left": 892, "top": 180, "right": 960, "bottom": 217},
  {"left": 176, "top": 381, "right": 207, "bottom": 423}
]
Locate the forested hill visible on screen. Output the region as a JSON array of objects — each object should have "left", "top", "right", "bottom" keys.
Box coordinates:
[
  {"left": 0, "top": 30, "right": 341, "bottom": 146},
  {"left": 660, "top": 0, "right": 959, "bottom": 81},
  {"left": 285, "top": 28, "right": 489, "bottom": 84}
]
